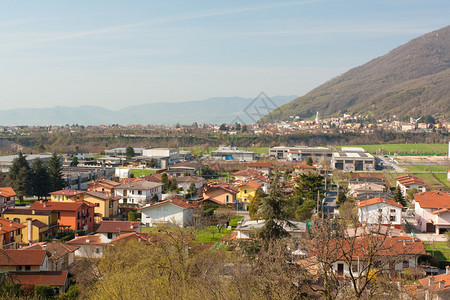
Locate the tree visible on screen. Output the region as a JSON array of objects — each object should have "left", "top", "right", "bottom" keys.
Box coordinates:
[
  {"left": 306, "top": 156, "right": 314, "bottom": 166},
  {"left": 406, "top": 187, "right": 419, "bottom": 201},
  {"left": 168, "top": 178, "right": 179, "bottom": 192},
  {"left": 219, "top": 123, "right": 228, "bottom": 131},
  {"left": 235, "top": 123, "right": 241, "bottom": 131},
  {"left": 241, "top": 125, "right": 247, "bottom": 132},
  {"left": 9, "top": 152, "right": 32, "bottom": 203},
  {"left": 249, "top": 187, "right": 264, "bottom": 220},
  {"left": 70, "top": 156, "right": 79, "bottom": 167},
  {"left": 48, "top": 152, "right": 66, "bottom": 192},
  {"left": 393, "top": 186, "right": 407, "bottom": 207},
  {"left": 186, "top": 183, "right": 197, "bottom": 198},
  {"left": 125, "top": 146, "right": 135, "bottom": 161},
  {"left": 31, "top": 158, "right": 51, "bottom": 200},
  {"left": 336, "top": 190, "right": 347, "bottom": 207},
  {"left": 294, "top": 172, "right": 324, "bottom": 203},
  {"left": 161, "top": 173, "right": 169, "bottom": 193}
]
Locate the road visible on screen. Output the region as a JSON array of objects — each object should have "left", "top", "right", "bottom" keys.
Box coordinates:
[
  {"left": 376, "top": 155, "right": 406, "bottom": 173},
  {"left": 322, "top": 191, "right": 338, "bottom": 216}
]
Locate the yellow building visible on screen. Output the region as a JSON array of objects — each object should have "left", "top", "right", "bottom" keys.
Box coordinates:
[
  {"left": 49, "top": 190, "right": 85, "bottom": 202},
  {"left": 83, "top": 191, "right": 120, "bottom": 223},
  {"left": 236, "top": 180, "right": 262, "bottom": 209},
  {"left": 2, "top": 208, "right": 59, "bottom": 243}
]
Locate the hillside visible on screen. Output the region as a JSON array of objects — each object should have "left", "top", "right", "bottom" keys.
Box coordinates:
[
  {"left": 261, "top": 26, "right": 450, "bottom": 123},
  {"left": 0, "top": 95, "right": 295, "bottom": 126}
]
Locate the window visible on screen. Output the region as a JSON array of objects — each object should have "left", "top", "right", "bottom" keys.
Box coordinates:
[
  {"left": 244, "top": 190, "right": 247, "bottom": 194},
  {"left": 390, "top": 215, "right": 396, "bottom": 222},
  {"left": 95, "top": 248, "right": 100, "bottom": 254},
  {"left": 390, "top": 209, "right": 396, "bottom": 213},
  {"left": 107, "top": 233, "right": 113, "bottom": 239},
  {"left": 138, "top": 191, "right": 142, "bottom": 195},
  {"left": 226, "top": 195, "right": 229, "bottom": 202},
  {"left": 403, "top": 260, "right": 409, "bottom": 268},
  {"left": 351, "top": 263, "right": 358, "bottom": 273},
  {"left": 13, "top": 218, "right": 20, "bottom": 223},
  {"left": 25, "top": 265, "right": 30, "bottom": 271},
  {"left": 378, "top": 208, "right": 383, "bottom": 213}
]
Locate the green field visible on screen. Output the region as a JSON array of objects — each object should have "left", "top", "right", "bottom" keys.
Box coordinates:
[
  {"left": 130, "top": 169, "right": 156, "bottom": 178},
  {"left": 404, "top": 165, "right": 449, "bottom": 173},
  {"left": 343, "top": 144, "right": 448, "bottom": 155},
  {"left": 423, "top": 241, "right": 450, "bottom": 262},
  {"left": 379, "top": 172, "right": 450, "bottom": 191}
]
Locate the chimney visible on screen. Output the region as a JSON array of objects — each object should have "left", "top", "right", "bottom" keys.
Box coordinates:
[
  {"left": 32, "top": 209, "right": 36, "bottom": 215},
  {"left": 86, "top": 237, "right": 90, "bottom": 243},
  {"left": 438, "top": 280, "right": 445, "bottom": 289},
  {"left": 429, "top": 277, "right": 435, "bottom": 287},
  {"left": 27, "top": 218, "right": 32, "bottom": 243},
  {"left": 446, "top": 266, "right": 450, "bottom": 275},
  {"left": 9, "top": 220, "right": 13, "bottom": 226},
  {"left": 43, "top": 202, "right": 47, "bottom": 208},
  {"left": 75, "top": 233, "right": 78, "bottom": 238}
]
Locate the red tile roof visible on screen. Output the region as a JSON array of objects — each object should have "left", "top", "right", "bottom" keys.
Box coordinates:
[
  {"left": 97, "top": 221, "right": 141, "bottom": 233},
  {"left": 66, "top": 234, "right": 108, "bottom": 246},
  {"left": 31, "top": 219, "right": 48, "bottom": 229},
  {"left": 204, "top": 182, "right": 238, "bottom": 195},
  {"left": 395, "top": 174, "right": 426, "bottom": 186},
  {"left": 10, "top": 271, "right": 68, "bottom": 287},
  {"left": 234, "top": 169, "right": 264, "bottom": 177},
  {"left": 49, "top": 190, "right": 85, "bottom": 196},
  {"left": 418, "top": 273, "right": 450, "bottom": 293},
  {"left": 414, "top": 191, "right": 450, "bottom": 209},
  {"left": 248, "top": 162, "right": 271, "bottom": 168},
  {"left": 110, "top": 232, "right": 157, "bottom": 244},
  {"left": 85, "top": 191, "right": 120, "bottom": 201},
  {"left": 0, "top": 187, "right": 16, "bottom": 198},
  {"left": 237, "top": 180, "right": 262, "bottom": 190},
  {"left": 356, "top": 197, "right": 404, "bottom": 209},
  {"left": 0, "top": 250, "right": 47, "bottom": 266},
  {"left": 2, "top": 208, "right": 54, "bottom": 216},
  {"left": 294, "top": 164, "right": 317, "bottom": 170},
  {"left": 30, "top": 201, "right": 97, "bottom": 211},
  {"left": 22, "top": 242, "right": 79, "bottom": 259},
  {"left": 0, "top": 217, "right": 25, "bottom": 235}
]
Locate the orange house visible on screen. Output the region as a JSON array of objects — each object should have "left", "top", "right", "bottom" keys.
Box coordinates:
[
  {"left": 0, "top": 217, "right": 25, "bottom": 249},
  {"left": 30, "top": 201, "right": 97, "bottom": 233},
  {"left": 203, "top": 182, "right": 238, "bottom": 206}
]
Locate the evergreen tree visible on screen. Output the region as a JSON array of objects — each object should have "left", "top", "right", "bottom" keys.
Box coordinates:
[
  {"left": 70, "top": 156, "right": 79, "bottom": 167},
  {"left": 393, "top": 186, "right": 407, "bottom": 207},
  {"left": 294, "top": 172, "right": 324, "bottom": 203},
  {"left": 9, "top": 152, "right": 32, "bottom": 203},
  {"left": 125, "top": 146, "right": 135, "bottom": 161},
  {"left": 161, "top": 173, "right": 169, "bottom": 193},
  {"left": 31, "top": 158, "right": 51, "bottom": 200},
  {"left": 306, "top": 156, "right": 314, "bottom": 166},
  {"left": 186, "top": 183, "right": 197, "bottom": 198},
  {"left": 336, "top": 190, "right": 347, "bottom": 208},
  {"left": 48, "top": 152, "right": 65, "bottom": 192},
  {"left": 249, "top": 187, "right": 265, "bottom": 220}
]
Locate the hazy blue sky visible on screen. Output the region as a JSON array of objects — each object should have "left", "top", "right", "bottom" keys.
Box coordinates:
[{"left": 0, "top": 0, "right": 449, "bottom": 110}]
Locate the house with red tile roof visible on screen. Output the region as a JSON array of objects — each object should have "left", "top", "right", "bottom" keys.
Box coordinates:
[
  {"left": 22, "top": 242, "right": 79, "bottom": 271},
  {"left": 49, "top": 190, "right": 85, "bottom": 202},
  {"left": 395, "top": 174, "right": 426, "bottom": 197},
  {"left": 0, "top": 217, "right": 25, "bottom": 249},
  {"left": 203, "top": 182, "right": 238, "bottom": 207},
  {"left": 9, "top": 270, "right": 69, "bottom": 295},
  {"left": 236, "top": 181, "right": 262, "bottom": 210},
  {"left": 96, "top": 221, "right": 141, "bottom": 241},
  {"left": 0, "top": 187, "right": 16, "bottom": 212},
  {"left": 87, "top": 179, "right": 120, "bottom": 194},
  {"left": 139, "top": 198, "right": 193, "bottom": 228},
  {"left": 356, "top": 197, "right": 404, "bottom": 229},
  {"left": 418, "top": 267, "right": 450, "bottom": 300},
  {"left": 66, "top": 234, "right": 109, "bottom": 258},
  {"left": 248, "top": 162, "right": 271, "bottom": 176},
  {"left": 30, "top": 200, "right": 97, "bottom": 233},
  {"left": 110, "top": 232, "right": 157, "bottom": 245},
  {"left": 414, "top": 191, "right": 450, "bottom": 234},
  {"left": 0, "top": 249, "right": 49, "bottom": 272}
]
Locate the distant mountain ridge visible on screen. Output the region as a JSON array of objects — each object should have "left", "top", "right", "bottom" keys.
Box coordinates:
[
  {"left": 261, "top": 26, "right": 450, "bottom": 123},
  {"left": 0, "top": 96, "right": 296, "bottom": 126}
]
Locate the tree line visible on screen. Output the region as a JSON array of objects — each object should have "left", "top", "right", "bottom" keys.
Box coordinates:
[{"left": 9, "top": 152, "right": 66, "bottom": 202}]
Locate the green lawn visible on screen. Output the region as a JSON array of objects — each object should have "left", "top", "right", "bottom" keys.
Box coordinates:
[
  {"left": 342, "top": 144, "right": 448, "bottom": 155},
  {"left": 246, "top": 147, "right": 269, "bottom": 154},
  {"left": 404, "top": 165, "right": 449, "bottom": 173},
  {"left": 229, "top": 215, "right": 243, "bottom": 228},
  {"left": 194, "top": 226, "right": 232, "bottom": 243},
  {"left": 130, "top": 169, "right": 156, "bottom": 178},
  {"left": 15, "top": 199, "right": 37, "bottom": 205},
  {"left": 423, "top": 241, "right": 450, "bottom": 262}
]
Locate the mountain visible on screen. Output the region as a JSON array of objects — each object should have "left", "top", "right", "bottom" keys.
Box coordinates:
[
  {"left": 261, "top": 26, "right": 450, "bottom": 123},
  {"left": 0, "top": 95, "right": 296, "bottom": 126}
]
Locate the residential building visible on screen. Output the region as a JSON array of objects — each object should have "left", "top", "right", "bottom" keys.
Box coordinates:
[
  {"left": 418, "top": 268, "right": 450, "bottom": 300},
  {"left": 22, "top": 242, "right": 79, "bottom": 271},
  {"left": 248, "top": 162, "right": 271, "bottom": 176},
  {"left": 348, "top": 182, "right": 387, "bottom": 198},
  {"left": 0, "top": 217, "right": 25, "bottom": 249},
  {"left": 176, "top": 176, "right": 204, "bottom": 195},
  {"left": 96, "top": 221, "right": 141, "bottom": 242},
  {"left": 30, "top": 201, "right": 96, "bottom": 233},
  {"left": 140, "top": 199, "right": 193, "bottom": 228},
  {"left": 0, "top": 249, "right": 49, "bottom": 272},
  {"left": 356, "top": 197, "right": 403, "bottom": 229},
  {"left": 2, "top": 208, "right": 59, "bottom": 244},
  {"left": 114, "top": 181, "right": 163, "bottom": 206},
  {"left": 165, "top": 162, "right": 202, "bottom": 177},
  {"left": 396, "top": 174, "right": 426, "bottom": 197},
  {"left": 87, "top": 179, "right": 120, "bottom": 194},
  {"left": 202, "top": 182, "right": 238, "bottom": 206},
  {"left": 49, "top": 190, "right": 85, "bottom": 202},
  {"left": 236, "top": 181, "right": 262, "bottom": 210},
  {"left": 414, "top": 191, "right": 450, "bottom": 234},
  {"left": 66, "top": 234, "right": 109, "bottom": 258},
  {"left": 0, "top": 187, "right": 16, "bottom": 212},
  {"left": 9, "top": 271, "right": 69, "bottom": 295},
  {"left": 83, "top": 191, "right": 120, "bottom": 223}
]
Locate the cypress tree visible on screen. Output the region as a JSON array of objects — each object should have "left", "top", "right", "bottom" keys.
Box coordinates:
[
  {"left": 9, "top": 152, "right": 32, "bottom": 203},
  {"left": 48, "top": 152, "right": 66, "bottom": 191}
]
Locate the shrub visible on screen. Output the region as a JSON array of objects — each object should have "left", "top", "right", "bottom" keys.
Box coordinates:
[{"left": 34, "top": 285, "right": 54, "bottom": 299}]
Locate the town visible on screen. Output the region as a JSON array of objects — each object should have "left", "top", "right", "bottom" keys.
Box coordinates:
[{"left": 0, "top": 142, "right": 449, "bottom": 299}]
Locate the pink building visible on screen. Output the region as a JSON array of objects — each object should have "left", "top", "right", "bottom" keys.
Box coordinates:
[{"left": 414, "top": 191, "right": 450, "bottom": 234}]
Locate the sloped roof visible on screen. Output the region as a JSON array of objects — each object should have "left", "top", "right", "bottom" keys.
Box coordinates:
[
  {"left": 0, "top": 217, "right": 25, "bottom": 234},
  {"left": 9, "top": 271, "right": 68, "bottom": 287},
  {"left": 115, "top": 181, "right": 163, "bottom": 190},
  {"left": 356, "top": 197, "right": 404, "bottom": 209},
  {"left": 110, "top": 232, "right": 157, "bottom": 244},
  {"left": 0, "top": 187, "right": 16, "bottom": 198},
  {"left": 23, "top": 242, "right": 79, "bottom": 259},
  {"left": 395, "top": 174, "right": 426, "bottom": 186},
  {"left": 418, "top": 273, "right": 450, "bottom": 293},
  {"left": 30, "top": 201, "right": 96, "bottom": 211},
  {"left": 140, "top": 199, "right": 192, "bottom": 211},
  {"left": 237, "top": 180, "right": 262, "bottom": 190},
  {"left": 2, "top": 208, "right": 54, "bottom": 216},
  {"left": 234, "top": 169, "right": 264, "bottom": 177},
  {"left": 49, "top": 190, "right": 85, "bottom": 196},
  {"left": 31, "top": 219, "right": 48, "bottom": 229},
  {"left": 66, "top": 234, "right": 108, "bottom": 246},
  {"left": 248, "top": 162, "right": 271, "bottom": 168},
  {"left": 204, "top": 182, "right": 238, "bottom": 195},
  {"left": 85, "top": 191, "right": 120, "bottom": 201},
  {"left": 414, "top": 191, "right": 450, "bottom": 209},
  {"left": 0, "top": 250, "right": 47, "bottom": 266},
  {"left": 97, "top": 221, "right": 141, "bottom": 233}
]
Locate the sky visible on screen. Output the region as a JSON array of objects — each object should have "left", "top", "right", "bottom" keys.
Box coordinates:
[{"left": 0, "top": 0, "right": 449, "bottom": 110}]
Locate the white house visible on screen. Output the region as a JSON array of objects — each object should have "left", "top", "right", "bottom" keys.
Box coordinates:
[
  {"left": 66, "top": 234, "right": 109, "bottom": 258},
  {"left": 176, "top": 176, "right": 204, "bottom": 195},
  {"left": 96, "top": 221, "right": 141, "bottom": 242},
  {"left": 139, "top": 199, "right": 193, "bottom": 228},
  {"left": 414, "top": 191, "right": 450, "bottom": 234},
  {"left": 356, "top": 197, "right": 404, "bottom": 229},
  {"left": 396, "top": 174, "right": 426, "bottom": 197},
  {"left": 114, "top": 181, "right": 163, "bottom": 206}
]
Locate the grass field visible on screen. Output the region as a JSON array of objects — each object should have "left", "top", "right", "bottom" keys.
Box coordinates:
[
  {"left": 423, "top": 241, "right": 450, "bottom": 262},
  {"left": 343, "top": 144, "right": 448, "bottom": 155},
  {"left": 375, "top": 172, "right": 450, "bottom": 191},
  {"left": 404, "top": 165, "right": 449, "bottom": 173},
  {"left": 130, "top": 169, "right": 156, "bottom": 178}
]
